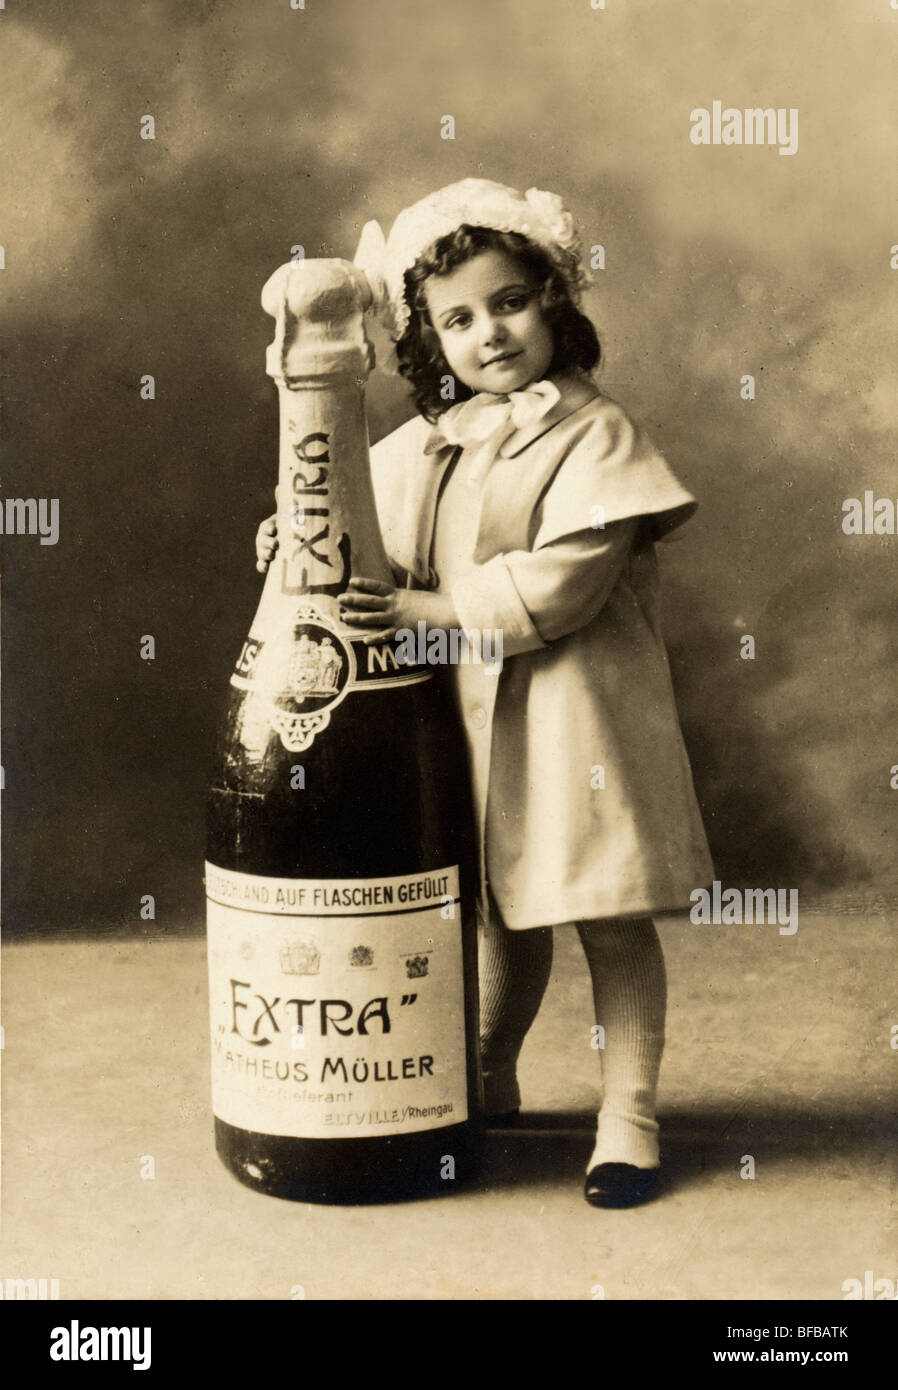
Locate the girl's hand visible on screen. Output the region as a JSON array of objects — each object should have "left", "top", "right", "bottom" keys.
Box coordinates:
[
  {"left": 338, "top": 579, "right": 457, "bottom": 646},
  {"left": 256, "top": 513, "right": 278, "bottom": 572},
  {"left": 338, "top": 577, "right": 410, "bottom": 645}
]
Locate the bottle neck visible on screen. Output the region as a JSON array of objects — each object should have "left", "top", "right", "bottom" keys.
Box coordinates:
[{"left": 249, "top": 257, "right": 395, "bottom": 654}]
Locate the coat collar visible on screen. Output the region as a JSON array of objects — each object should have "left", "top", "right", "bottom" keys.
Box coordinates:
[{"left": 423, "top": 369, "right": 599, "bottom": 461}]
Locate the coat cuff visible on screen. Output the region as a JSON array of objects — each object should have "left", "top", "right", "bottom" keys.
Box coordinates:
[{"left": 450, "top": 556, "right": 547, "bottom": 657}]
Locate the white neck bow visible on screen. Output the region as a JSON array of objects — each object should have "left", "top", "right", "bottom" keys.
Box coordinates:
[
  {"left": 426, "top": 379, "right": 562, "bottom": 490},
  {"left": 431, "top": 379, "right": 561, "bottom": 449}
]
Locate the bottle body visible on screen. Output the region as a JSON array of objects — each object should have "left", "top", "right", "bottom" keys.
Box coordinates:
[
  {"left": 207, "top": 673, "right": 482, "bottom": 1203},
  {"left": 205, "top": 260, "right": 482, "bottom": 1203}
]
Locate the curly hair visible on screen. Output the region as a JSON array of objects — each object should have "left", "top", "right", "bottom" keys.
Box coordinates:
[{"left": 395, "top": 225, "right": 600, "bottom": 423}]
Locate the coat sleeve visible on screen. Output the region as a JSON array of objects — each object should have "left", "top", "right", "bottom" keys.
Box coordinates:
[
  {"left": 532, "top": 400, "right": 698, "bottom": 549},
  {"left": 451, "top": 518, "right": 639, "bottom": 654},
  {"left": 451, "top": 400, "right": 694, "bottom": 653}
]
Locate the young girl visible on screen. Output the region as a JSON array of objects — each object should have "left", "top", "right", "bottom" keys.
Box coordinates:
[{"left": 256, "top": 179, "right": 714, "bottom": 1207}]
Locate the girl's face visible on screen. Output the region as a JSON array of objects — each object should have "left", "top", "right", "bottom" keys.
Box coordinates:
[{"left": 422, "top": 248, "right": 555, "bottom": 396}]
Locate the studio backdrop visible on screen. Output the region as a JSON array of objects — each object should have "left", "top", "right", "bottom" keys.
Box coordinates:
[{"left": 3, "top": 0, "right": 896, "bottom": 936}]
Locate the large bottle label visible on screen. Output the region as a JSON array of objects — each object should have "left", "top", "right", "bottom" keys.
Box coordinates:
[
  {"left": 230, "top": 604, "right": 431, "bottom": 754},
  {"left": 205, "top": 863, "right": 468, "bottom": 1138}
]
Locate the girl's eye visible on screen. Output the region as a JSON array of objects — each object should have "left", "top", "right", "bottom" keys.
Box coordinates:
[
  {"left": 500, "top": 294, "right": 528, "bottom": 311},
  {"left": 445, "top": 313, "right": 472, "bottom": 330}
]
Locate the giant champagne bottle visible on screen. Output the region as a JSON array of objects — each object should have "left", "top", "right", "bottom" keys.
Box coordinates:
[{"left": 205, "top": 259, "right": 482, "bottom": 1203}]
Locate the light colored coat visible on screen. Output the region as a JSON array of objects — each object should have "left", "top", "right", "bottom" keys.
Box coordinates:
[{"left": 369, "top": 371, "right": 715, "bottom": 928}]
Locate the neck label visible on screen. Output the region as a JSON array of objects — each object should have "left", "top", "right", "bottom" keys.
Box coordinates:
[{"left": 230, "top": 607, "right": 430, "bottom": 751}]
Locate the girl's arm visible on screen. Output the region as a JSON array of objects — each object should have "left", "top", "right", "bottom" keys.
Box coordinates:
[
  {"left": 339, "top": 518, "right": 638, "bottom": 651},
  {"left": 339, "top": 580, "right": 460, "bottom": 646},
  {"left": 449, "top": 519, "right": 639, "bottom": 653}
]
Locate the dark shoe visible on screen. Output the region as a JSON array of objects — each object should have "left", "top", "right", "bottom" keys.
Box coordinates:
[{"left": 584, "top": 1162, "right": 658, "bottom": 1208}]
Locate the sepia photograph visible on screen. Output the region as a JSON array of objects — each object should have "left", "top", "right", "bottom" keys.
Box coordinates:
[{"left": 1, "top": 0, "right": 895, "bottom": 1347}]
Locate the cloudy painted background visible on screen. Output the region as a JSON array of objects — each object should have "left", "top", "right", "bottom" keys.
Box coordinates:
[{"left": 4, "top": 0, "right": 897, "bottom": 935}]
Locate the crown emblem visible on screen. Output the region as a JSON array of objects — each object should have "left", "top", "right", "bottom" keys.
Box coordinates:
[
  {"left": 288, "top": 631, "right": 345, "bottom": 704},
  {"left": 405, "top": 955, "right": 429, "bottom": 979},
  {"left": 279, "top": 939, "right": 321, "bottom": 975},
  {"left": 349, "top": 944, "right": 374, "bottom": 968}
]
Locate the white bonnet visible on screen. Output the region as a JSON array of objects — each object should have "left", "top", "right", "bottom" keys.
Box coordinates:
[{"left": 354, "top": 178, "right": 591, "bottom": 346}]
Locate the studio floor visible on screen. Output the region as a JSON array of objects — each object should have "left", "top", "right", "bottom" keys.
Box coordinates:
[{"left": 1, "top": 912, "right": 894, "bottom": 1301}]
